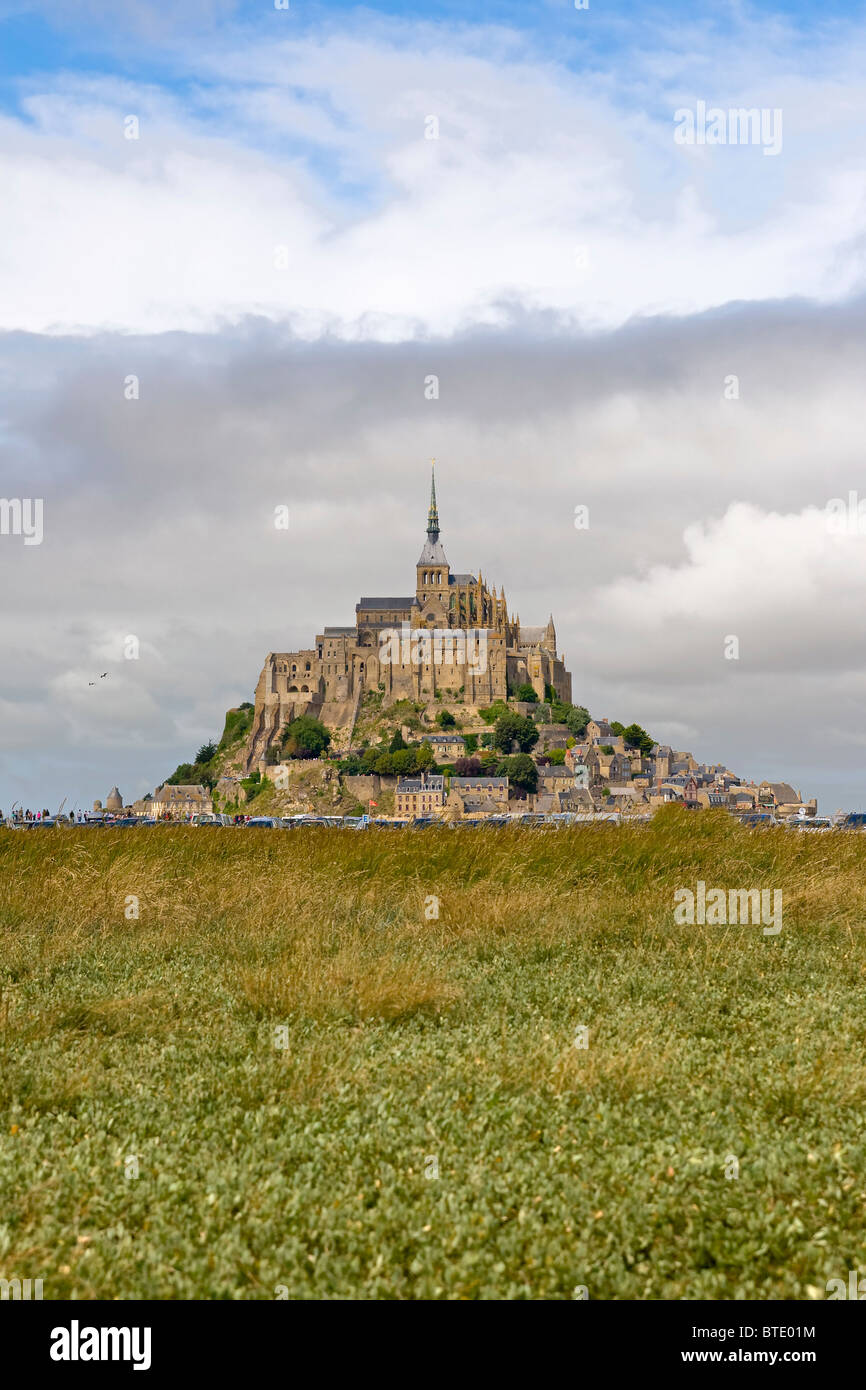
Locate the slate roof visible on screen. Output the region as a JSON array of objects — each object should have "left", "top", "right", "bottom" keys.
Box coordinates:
[
  {"left": 396, "top": 776, "right": 446, "bottom": 793},
  {"left": 416, "top": 538, "right": 449, "bottom": 565},
  {"left": 357, "top": 597, "right": 415, "bottom": 610},
  {"left": 451, "top": 776, "right": 508, "bottom": 789}
]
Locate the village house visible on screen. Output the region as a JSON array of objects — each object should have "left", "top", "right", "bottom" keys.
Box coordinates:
[
  {"left": 394, "top": 773, "right": 446, "bottom": 818},
  {"left": 449, "top": 775, "right": 509, "bottom": 805},
  {"left": 564, "top": 744, "right": 589, "bottom": 769},
  {"left": 538, "top": 765, "right": 579, "bottom": 794},
  {"left": 585, "top": 747, "right": 632, "bottom": 787},
  {"left": 607, "top": 786, "right": 649, "bottom": 811},
  {"left": 150, "top": 784, "right": 213, "bottom": 819},
  {"left": 425, "top": 733, "right": 466, "bottom": 762},
  {"left": 586, "top": 719, "right": 615, "bottom": 744},
  {"left": 446, "top": 784, "right": 506, "bottom": 818}
]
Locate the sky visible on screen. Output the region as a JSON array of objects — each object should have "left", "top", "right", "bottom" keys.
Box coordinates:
[{"left": 1, "top": 0, "right": 866, "bottom": 814}]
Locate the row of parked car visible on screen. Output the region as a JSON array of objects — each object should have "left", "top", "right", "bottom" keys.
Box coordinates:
[
  {"left": 737, "top": 812, "right": 866, "bottom": 831},
  {"left": 208, "top": 811, "right": 628, "bottom": 830},
  {"left": 6, "top": 811, "right": 865, "bottom": 831}
]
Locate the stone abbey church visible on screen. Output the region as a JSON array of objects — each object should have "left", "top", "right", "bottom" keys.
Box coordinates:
[{"left": 248, "top": 470, "right": 572, "bottom": 760}]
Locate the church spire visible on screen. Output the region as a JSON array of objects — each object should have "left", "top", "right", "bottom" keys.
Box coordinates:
[{"left": 427, "top": 460, "right": 439, "bottom": 540}]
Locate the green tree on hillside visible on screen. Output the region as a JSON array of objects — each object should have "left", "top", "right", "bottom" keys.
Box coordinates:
[
  {"left": 623, "top": 723, "right": 654, "bottom": 756},
  {"left": 390, "top": 749, "right": 416, "bottom": 775},
  {"left": 281, "top": 715, "right": 331, "bottom": 759},
  {"left": 219, "top": 703, "right": 255, "bottom": 751},
  {"left": 551, "top": 702, "right": 590, "bottom": 737},
  {"left": 514, "top": 683, "right": 538, "bottom": 703},
  {"left": 479, "top": 700, "right": 510, "bottom": 725},
  {"left": 496, "top": 753, "right": 538, "bottom": 794},
  {"left": 493, "top": 712, "right": 539, "bottom": 754},
  {"left": 415, "top": 740, "right": 436, "bottom": 772}
]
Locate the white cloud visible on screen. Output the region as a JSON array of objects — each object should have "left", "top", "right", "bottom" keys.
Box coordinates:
[
  {"left": 589, "top": 502, "right": 866, "bottom": 676},
  {"left": 2, "top": 20, "right": 866, "bottom": 336}
]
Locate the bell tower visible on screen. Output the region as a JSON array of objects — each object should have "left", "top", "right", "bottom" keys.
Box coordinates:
[{"left": 416, "top": 461, "right": 450, "bottom": 609}]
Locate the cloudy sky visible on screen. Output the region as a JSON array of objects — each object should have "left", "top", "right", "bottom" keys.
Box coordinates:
[{"left": 1, "top": 0, "right": 865, "bottom": 813}]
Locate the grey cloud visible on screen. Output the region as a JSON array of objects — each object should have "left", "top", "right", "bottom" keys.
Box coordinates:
[{"left": 2, "top": 296, "right": 866, "bottom": 812}]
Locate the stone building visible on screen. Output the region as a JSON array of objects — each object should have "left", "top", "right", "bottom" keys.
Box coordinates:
[
  {"left": 425, "top": 733, "right": 467, "bottom": 762},
  {"left": 151, "top": 784, "right": 213, "bottom": 820},
  {"left": 247, "top": 469, "right": 573, "bottom": 768},
  {"left": 394, "top": 773, "right": 446, "bottom": 819},
  {"left": 450, "top": 775, "right": 509, "bottom": 805}
]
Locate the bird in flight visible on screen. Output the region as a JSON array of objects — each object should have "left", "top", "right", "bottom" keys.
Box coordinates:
[{"left": 100, "top": 672, "right": 108, "bottom": 678}]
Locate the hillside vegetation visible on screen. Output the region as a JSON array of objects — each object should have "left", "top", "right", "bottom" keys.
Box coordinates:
[{"left": 1, "top": 810, "right": 865, "bottom": 1299}]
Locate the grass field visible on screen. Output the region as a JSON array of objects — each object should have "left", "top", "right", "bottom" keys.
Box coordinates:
[{"left": 2, "top": 810, "right": 866, "bottom": 1300}]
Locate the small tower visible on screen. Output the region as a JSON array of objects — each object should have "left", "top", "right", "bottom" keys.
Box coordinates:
[{"left": 544, "top": 614, "right": 557, "bottom": 651}]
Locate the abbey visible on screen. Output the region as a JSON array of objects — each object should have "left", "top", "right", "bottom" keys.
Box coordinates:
[{"left": 248, "top": 469, "right": 572, "bottom": 762}]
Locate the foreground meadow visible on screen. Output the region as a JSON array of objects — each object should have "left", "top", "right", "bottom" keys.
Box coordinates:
[{"left": 1, "top": 810, "right": 865, "bottom": 1300}]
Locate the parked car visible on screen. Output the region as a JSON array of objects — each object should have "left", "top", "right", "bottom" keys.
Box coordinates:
[{"left": 246, "top": 816, "right": 281, "bottom": 828}]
